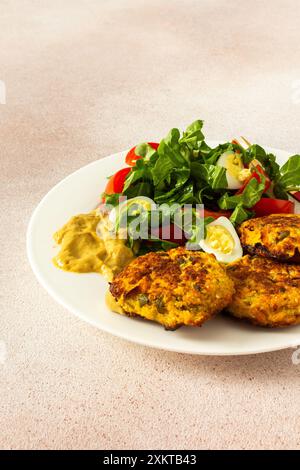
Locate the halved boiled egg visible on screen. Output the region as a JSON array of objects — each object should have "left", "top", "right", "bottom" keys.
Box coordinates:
[
  {"left": 199, "top": 216, "right": 243, "bottom": 263},
  {"left": 217, "top": 151, "right": 250, "bottom": 190}
]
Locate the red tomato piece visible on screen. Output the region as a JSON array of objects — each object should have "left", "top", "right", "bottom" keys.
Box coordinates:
[
  {"left": 148, "top": 142, "right": 159, "bottom": 150},
  {"left": 104, "top": 167, "right": 131, "bottom": 195},
  {"left": 253, "top": 198, "right": 295, "bottom": 217},
  {"left": 237, "top": 167, "right": 271, "bottom": 195},
  {"left": 289, "top": 191, "right": 300, "bottom": 202}
]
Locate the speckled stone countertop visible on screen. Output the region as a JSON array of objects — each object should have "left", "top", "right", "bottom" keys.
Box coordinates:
[{"left": 1, "top": 0, "right": 300, "bottom": 449}]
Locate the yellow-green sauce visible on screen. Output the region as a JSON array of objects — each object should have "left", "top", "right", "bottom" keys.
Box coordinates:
[{"left": 53, "top": 210, "right": 134, "bottom": 281}]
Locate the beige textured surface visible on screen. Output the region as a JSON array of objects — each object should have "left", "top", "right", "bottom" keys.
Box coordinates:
[{"left": 1, "top": 0, "right": 300, "bottom": 450}]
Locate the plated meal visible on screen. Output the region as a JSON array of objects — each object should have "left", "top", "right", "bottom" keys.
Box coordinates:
[{"left": 52, "top": 119, "right": 300, "bottom": 331}]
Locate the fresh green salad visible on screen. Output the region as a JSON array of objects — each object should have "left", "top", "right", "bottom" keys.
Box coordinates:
[{"left": 102, "top": 119, "right": 300, "bottom": 255}]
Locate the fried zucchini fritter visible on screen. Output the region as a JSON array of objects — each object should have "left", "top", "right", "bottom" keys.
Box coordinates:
[
  {"left": 109, "top": 247, "right": 234, "bottom": 330},
  {"left": 238, "top": 214, "right": 300, "bottom": 263},
  {"left": 227, "top": 255, "right": 300, "bottom": 327}
]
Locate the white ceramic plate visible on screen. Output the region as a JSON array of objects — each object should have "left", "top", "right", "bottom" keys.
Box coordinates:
[{"left": 27, "top": 142, "right": 300, "bottom": 355}]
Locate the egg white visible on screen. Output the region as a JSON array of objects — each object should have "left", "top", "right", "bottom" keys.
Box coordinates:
[
  {"left": 199, "top": 216, "right": 243, "bottom": 263},
  {"left": 217, "top": 151, "right": 244, "bottom": 190}
]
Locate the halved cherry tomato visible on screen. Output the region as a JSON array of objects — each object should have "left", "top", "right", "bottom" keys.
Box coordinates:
[
  {"left": 253, "top": 198, "right": 295, "bottom": 217},
  {"left": 104, "top": 167, "right": 131, "bottom": 195},
  {"left": 125, "top": 142, "right": 159, "bottom": 166}
]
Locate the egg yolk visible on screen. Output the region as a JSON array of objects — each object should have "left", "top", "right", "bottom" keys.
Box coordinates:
[
  {"left": 238, "top": 168, "right": 251, "bottom": 182},
  {"left": 226, "top": 153, "right": 244, "bottom": 178},
  {"left": 206, "top": 225, "right": 235, "bottom": 254}
]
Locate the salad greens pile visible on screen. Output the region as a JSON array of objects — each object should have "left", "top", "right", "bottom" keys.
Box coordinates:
[{"left": 104, "top": 119, "right": 300, "bottom": 227}]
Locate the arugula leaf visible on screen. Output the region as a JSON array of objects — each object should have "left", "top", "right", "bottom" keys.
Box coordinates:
[
  {"left": 195, "top": 185, "right": 215, "bottom": 203},
  {"left": 123, "top": 159, "right": 152, "bottom": 192},
  {"left": 155, "top": 181, "right": 195, "bottom": 205},
  {"left": 154, "top": 168, "right": 190, "bottom": 203},
  {"left": 179, "top": 120, "right": 204, "bottom": 149},
  {"left": 191, "top": 162, "right": 227, "bottom": 189},
  {"left": 218, "top": 176, "right": 265, "bottom": 211},
  {"left": 230, "top": 204, "right": 253, "bottom": 225},
  {"left": 201, "top": 142, "right": 246, "bottom": 165},
  {"left": 153, "top": 128, "right": 189, "bottom": 186},
  {"left": 123, "top": 181, "right": 153, "bottom": 199},
  {"left": 102, "top": 193, "right": 123, "bottom": 206},
  {"left": 242, "top": 175, "right": 266, "bottom": 207},
  {"left": 245, "top": 144, "right": 280, "bottom": 180},
  {"left": 276, "top": 154, "right": 300, "bottom": 191},
  {"left": 174, "top": 181, "right": 196, "bottom": 204},
  {"left": 273, "top": 184, "right": 289, "bottom": 200},
  {"left": 193, "top": 140, "right": 212, "bottom": 159},
  {"left": 218, "top": 192, "right": 242, "bottom": 210}
]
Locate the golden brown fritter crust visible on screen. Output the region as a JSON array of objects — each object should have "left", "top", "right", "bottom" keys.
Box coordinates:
[
  {"left": 227, "top": 255, "right": 300, "bottom": 327},
  {"left": 238, "top": 214, "right": 300, "bottom": 263},
  {"left": 110, "top": 247, "right": 234, "bottom": 330}
]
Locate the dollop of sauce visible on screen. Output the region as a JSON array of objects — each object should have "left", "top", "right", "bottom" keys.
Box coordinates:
[{"left": 53, "top": 210, "right": 134, "bottom": 281}]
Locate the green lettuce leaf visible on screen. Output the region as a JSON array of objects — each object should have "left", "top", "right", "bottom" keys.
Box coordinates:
[
  {"left": 244, "top": 144, "right": 280, "bottom": 180},
  {"left": 230, "top": 205, "right": 253, "bottom": 225},
  {"left": 179, "top": 120, "right": 204, "bottom": 149},
  {"left": 218, "top": 176, "right": 265, "bottom": 211},
  {"left": 276, "top": 154, "right": 300, "bottom": 191},
  {"left": 152, "top": 128, "right": 189, "bottom": 186},
  {"left": 191, "top": 162, "right": 227, "bottom": 189}
]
